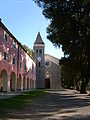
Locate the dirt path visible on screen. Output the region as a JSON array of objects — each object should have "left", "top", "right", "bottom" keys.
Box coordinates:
[{"left": 0, "top": 89, "right": 90, "bottom": 120}]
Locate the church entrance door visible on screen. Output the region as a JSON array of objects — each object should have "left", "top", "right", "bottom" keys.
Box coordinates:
[{"left": 45, "top": 79, "right": 50, "bottom": 89}]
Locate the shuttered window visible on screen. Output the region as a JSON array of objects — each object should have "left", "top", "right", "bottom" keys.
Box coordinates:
[
  {"left": 13, "top": 57, "right": 15, "bottom": 64},
  {"left": 5, "top": 33, "right": 8, "bottom": 41},
  {"left": 4, "top": 52, "right": 7, "bottom": 60}
]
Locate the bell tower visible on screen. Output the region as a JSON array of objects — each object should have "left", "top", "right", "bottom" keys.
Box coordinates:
[{"left": 34, "top": 32, "right": 45, "bottom": 88}]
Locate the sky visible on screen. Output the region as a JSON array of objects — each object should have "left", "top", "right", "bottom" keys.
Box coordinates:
[{"left": 0, "top": 0, "right": 64, "bottom": 59}]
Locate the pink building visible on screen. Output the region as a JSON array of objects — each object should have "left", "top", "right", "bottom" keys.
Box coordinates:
[{"left": 0, "top": 20, "right": 36, "bottom": 92}]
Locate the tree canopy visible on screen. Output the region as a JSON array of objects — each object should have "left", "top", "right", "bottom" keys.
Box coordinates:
[
  {"left": 22, "top": 44, "right": 34, "bottom": 59},
  {"left": 34, "top": 0, "right": 90, "bottom": 93}
]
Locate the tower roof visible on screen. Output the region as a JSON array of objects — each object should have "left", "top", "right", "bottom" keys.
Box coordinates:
[{"left": 34, "top": 32, "right": 45, "bottom": 45}]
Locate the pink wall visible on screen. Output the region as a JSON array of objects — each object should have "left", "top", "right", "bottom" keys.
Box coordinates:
[{"left": 0, "top": 21, "right": 36, "bottom": 92}]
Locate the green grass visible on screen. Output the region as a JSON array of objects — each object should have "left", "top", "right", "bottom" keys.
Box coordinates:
[{"left": 0, "top": 90, "right": 49, "bottom": 114}]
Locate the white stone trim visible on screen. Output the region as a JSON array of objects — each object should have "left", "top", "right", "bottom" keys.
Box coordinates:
[{"left": 34, "top": 44, "right": 45, "bottom": 47}]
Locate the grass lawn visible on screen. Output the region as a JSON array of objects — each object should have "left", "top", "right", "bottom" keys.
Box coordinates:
[{"left": 0, "top": 90, "right": 49, "bottom": 115}]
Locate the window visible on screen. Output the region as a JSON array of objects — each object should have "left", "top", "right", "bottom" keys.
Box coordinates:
[
  {"left": 39, "top": 62, "right": 41, "bottom": 67},
  {"left": 45, "top": 61, "right": 49, "bottom": 66},
  {"left": 13, "top": 57, "right": 15, "bottom": 64},
  {"left": 5, "top": 33, "right": 8, "bottom": 41},
  {"left": 45, "top": 60, "right": 51, "bottom": 68},
  {"left": 13, "top": 40, "right": 16, "bottom": 48},
  {"left": 39, "top": 49, "right": 42, "bottom": 54},
  {"left": 24, "top": 64, "right": 26, "bottom": 70},
  {"left": 20, "top": 47, "right": 22, "bottom": 53},
  {"left": 20, "top": 61, "right": 22, "bottom": 68},
  {"left": 36, "top": 63, "right": 37, "bottom": 66},
  {"left": 4, "top": 52, "right": 7, "bottom": 60},
  {"left": 36, "top": 49, "right": 38, "bottom": 53}
]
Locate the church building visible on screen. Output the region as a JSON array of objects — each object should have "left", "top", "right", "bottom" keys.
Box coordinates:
[{"left": 34, "top": 32, "right": 61, "bottom": 89}]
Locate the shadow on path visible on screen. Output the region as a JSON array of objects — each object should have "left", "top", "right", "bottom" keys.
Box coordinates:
[{"left": 0, "top": 90, "right": 90, "bottom": 120}]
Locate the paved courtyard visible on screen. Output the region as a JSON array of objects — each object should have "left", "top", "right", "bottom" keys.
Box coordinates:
[{"left": 0, "top": 89, "right": 90, "bottom": 120}]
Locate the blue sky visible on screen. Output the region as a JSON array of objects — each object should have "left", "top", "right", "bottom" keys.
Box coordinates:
[{"left": 0, "top": 0, "right": 64, "bottom": 59}]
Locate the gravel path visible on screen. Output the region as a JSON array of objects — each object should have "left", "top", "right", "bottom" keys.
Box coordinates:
[
  {"left": 0, "top": 92, "right": 21, "bottom": 99},
  {"left": 0, "top": 89, "right": 90, "bottom": 120}
]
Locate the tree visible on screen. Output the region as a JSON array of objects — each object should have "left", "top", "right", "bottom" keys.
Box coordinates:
[
  {"left": 22, "top": 44, "right": 34, "bottom": 59},
  {"left": 33, "top": 0, "right": 90, "bottom": 93},
  {"left": 60, "top": 56, "right": 81, "bottom": 90}
]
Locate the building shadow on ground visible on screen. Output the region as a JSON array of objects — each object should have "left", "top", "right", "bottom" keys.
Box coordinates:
[{"left": 0, "top": 90, "right": 90, "bottom": 120}]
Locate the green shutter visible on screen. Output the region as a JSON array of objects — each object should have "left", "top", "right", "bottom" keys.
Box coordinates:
[
  {"left": 4, "top": 52, "right": 7, "bottom": 60},
  {"left": 20, "top": 62, "right": 22, "bottom": 68},
  {"left": 24, "top": 64, "right": 26, "bottom": 70},
  {"left": 13, "top": 40, "right": 16, "bottom": 48},
  {"left": 13, "top": 58, "right": 15, "bottom": 64},
  {"left": 5, "top": 33, "right": 8, "bottom": 41}
]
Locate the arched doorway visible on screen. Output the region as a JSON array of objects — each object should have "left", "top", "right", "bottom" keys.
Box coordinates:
[
  {"left": 27, "top": 77, "right": 29, "bottom": 90},
  {"left": 0, "top": 70, "right": 8, "bottom": 92},
  {"left": 23, "top": 76, "right": 26, "bottom": 90},
  {"left": 10, "top": 72, "right": 16, "bottom": 91},
  {"left": 17, "top": 74, "right": 21, "bottom": 91},
  {"left": 45, "top": 79, "right": 50, "bottom": 89},
  {"left": 45, "top": 71, "right": 51, "bottom": 89}
]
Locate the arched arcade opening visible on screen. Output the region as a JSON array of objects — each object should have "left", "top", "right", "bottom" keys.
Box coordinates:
[
  {"left": 27, "top": 77, "right": 29, "bottom": 90},
  {"left": 10, "top": 72, "right": 16, "bottom": 91},
  {"left": 17, "top": 74, "right": 22, "bottom": 91},
  {"left": 23, "top": 76, "right": 26, "bottom": 90},
  {"left": 0, "top": 70, "right": 8, "bottom": 92}
]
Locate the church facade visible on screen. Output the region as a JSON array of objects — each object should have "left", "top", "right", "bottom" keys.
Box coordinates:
[
  {"left": 34, "top": 32, "right": 61, "bottom": 89},
  {"left": 45, "top": 54, "right": 61, "bottom": 89}
]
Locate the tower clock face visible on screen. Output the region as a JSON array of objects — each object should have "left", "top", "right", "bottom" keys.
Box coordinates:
[{"left": 37, "top": 56, "right": 41, "bottom": 61}]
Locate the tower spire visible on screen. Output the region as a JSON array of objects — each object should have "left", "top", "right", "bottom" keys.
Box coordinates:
[{"left": 34, "top": 32, "right": 45, "bottom": 45}]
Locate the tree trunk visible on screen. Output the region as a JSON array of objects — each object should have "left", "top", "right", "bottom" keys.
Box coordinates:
[
  {"left": 80, "top": 82, "right": 87, "bottom": 94},
  {"left": 76, "top": 79, "right": 80, "bottom": 91},
  {"left": 80, "top": 76, "right": 89, "bottom": 94}
]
